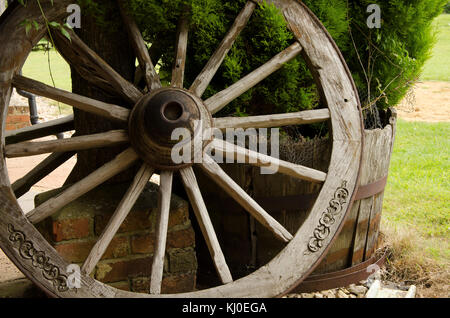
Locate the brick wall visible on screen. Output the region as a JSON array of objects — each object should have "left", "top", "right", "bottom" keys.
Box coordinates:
[
  {"left": 6, "top": 106, "right": 31, "bottom": 131},
  {"left": 35, "top": 182, "right": 197, "bottom": 294}
]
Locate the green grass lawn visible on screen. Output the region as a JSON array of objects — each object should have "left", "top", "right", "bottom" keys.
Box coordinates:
[
  {"left": 22, "top": 49, "right": 71, "bottom": 91},
  {"left": 383, "top": 120, "right": 449, "bottom": 262},
  {"left": 22, "top": 49, "right": 72, "bottom": 114},
  {"left": 421, "top": 14, "right": 450, "bottom": 81}
]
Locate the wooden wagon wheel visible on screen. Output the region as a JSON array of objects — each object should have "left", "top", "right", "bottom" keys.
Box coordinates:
[{"left": 0, "top": 0, "right": 363, "bottom": 297}]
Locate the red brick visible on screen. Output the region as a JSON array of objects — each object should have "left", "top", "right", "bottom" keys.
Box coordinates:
[
  {"left": 161, "top": 272, "right": 196, "bottom": 294},
  {"left": 55, "top": 236, "right": 129, "bottom": 263},
  {"left": 5, "top": 124, "right": 16, "bottom": 131},
  {"left": 109, "top": 281, "right": 131, "bottom": 292},
  {"left": 95, "top": 256, "right": 152, "bottom": 283},
  {"left": 130, "top": 228, "right": 195, "bottom": 255},
  {"left": 167, "top": 228, "right": 195, "bottom": 249},
  {"left": 8, "top": 106, "right": 29, "bottom": 115},
  {"left": 95, "top": 209, "right": 152, "bottom": 236},
  {"left": 6, "top": 114, "right": 30, "bottom": 124},
  {"left": 131, "top": 274, "right": 196, "bottom": 294},
  {"left": 52, "top": 218, "right": 91, "bottom": 242},
  {"left": 15, "top": 121, "right": 31, "bottom": 129},
  {"left": 131, "top": 233, "right": 155, "bottom": 254},
  {"left": 168, "top": 206, "right": 189, "bottom": 227},
  {"left": 55, "top": 240, "right": 93, "bottom": 263},
  {"left": 131, "top": 277, "right": 149, "bottom": 293},
  {"left": 168, "top": 248, "right": 197, "bottom": 273}
]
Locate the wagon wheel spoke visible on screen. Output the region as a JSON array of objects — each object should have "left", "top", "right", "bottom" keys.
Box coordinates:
[
  {"left": 5, "top": 114, "right": 74, "bottom": 145},
  {"left": 214, "top": 109, "right": 331, "bottom": 130},
  {"left": 118, "top": 0, "right": 162, "bottom": 91},
  {"left": 5, "top": 130, "right": 128, "bottom": 158},
  {"left": 149, "top": 171, "right": 173, "bottom": 294},
  {"left": 51, "top": 28, "right": 143, "bottom": 103},
  {"left": 190, "top": 1, "right": 256, "bottom": 97},
  {"left": 82, "top": 164, "right": 154, "bottom": 275},
  {"left": 205, "top": 42, "right": 303, "bottom": 114},
  {"left": 12, "top": 75, "right": 130, "bottom": 123},
  {"left": 199, "top": 154, "right": 293, "bottom": 242},
  {"left": 210, "top": 139, "right": 327, "bottom": 183},
  {"left": 171, "top": 12, "right": 190, "bottom": 88},
  {"left": 26, "top": 148, "right": 139, "bottom": 224},
  {"left": 12, "top": 151, "right": 76, "bottom": 199},
  {"left": 180, "top": 167, "right": 233, "bottom": 284}
]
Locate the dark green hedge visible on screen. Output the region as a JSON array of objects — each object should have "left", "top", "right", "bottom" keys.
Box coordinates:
[
  {"left": 77, "top": 0, "right": 447, "bottom": 117},
  {"left": 445, "top": 2, "right": 450, "bottom": 13}
]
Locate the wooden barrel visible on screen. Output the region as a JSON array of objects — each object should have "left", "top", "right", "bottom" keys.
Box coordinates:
[
  {"left": 194, "top": 109, "right": 397, "bottom": 289},
  {"left": 308, "top": 108, "right": 397, "bottom": 277}
]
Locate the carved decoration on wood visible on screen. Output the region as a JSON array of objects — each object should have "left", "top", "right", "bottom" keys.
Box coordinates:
[
  {"left": 8, "top": 224, "right": 69, "bottom": 292},
  {"left": 307, "top": 181, "right": 349, "bottom": 253}
]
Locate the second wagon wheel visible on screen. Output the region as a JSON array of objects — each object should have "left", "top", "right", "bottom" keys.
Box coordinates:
[{"left": 0, "top": 0, "right": 362, "bottom": 297}]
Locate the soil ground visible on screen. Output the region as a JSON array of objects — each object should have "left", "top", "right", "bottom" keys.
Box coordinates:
[
  {"left": 0, "top": 81, "right": 448, "bottom": 295},
  {"left": 396, "top": 81, "right": 450, "bottom": 122}
]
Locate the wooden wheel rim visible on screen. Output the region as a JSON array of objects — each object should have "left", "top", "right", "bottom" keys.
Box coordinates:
[{"left": 0, "top": 0, "right": 363, "bottom": 298}]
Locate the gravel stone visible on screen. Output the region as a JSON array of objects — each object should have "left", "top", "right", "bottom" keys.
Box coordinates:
[
  {"left": 348, "top": 284, "right": 368, "bottom": 295},
  {"left": 336, "top": 290, "right": 349, "bottom": 298}
]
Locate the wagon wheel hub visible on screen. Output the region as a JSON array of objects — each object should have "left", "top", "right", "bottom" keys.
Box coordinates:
[
  {"left": 0, "top": 0, "right": 363, "bottom": 298},
  {"left": 129, "top": 88, "right": 212, "bottom": 170}
]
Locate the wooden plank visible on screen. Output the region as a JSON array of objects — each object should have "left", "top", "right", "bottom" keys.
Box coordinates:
[
  {"left": 190, "top": 1, "right": 256, "bottom": 97},
  {"left": 363, "top": 123, "right": 394, "bottom": 260},
  {"left": 204, "top": 42, "right": 302, "bottom": 114},
  {"left": 52, "top": 28, "right": 143, "bottom": 103},
  {"left": 5, "top": 130, "right": 128, "bottom": 158},
  {"left": 199, "top": 154, "right": 293, "bottom": 242},
  {"left": 82, "top": 164, "right": 153, "bottom": 275},
  {"left": 5, "top": 115, "right": 74, "bottom": 145},
  {"left": 214, "top": 109, "right": 330, "bottom": 130},
  {"left": 12, "top": 76, "right": 130, "bottom": 122},
  {"left": 210, "top": 139, "right": 327, "bottom": 183},
  {"left": 12, "top": 151, "right": 76, "bottom": 199},
  {"left": 180, "top": 167, "right": 233, "bottom": 284},
  {"left": 26, "top": 148, "right": 139, "bottom": 224},
  {"left": 150, "top": 171, "right": 173, "bottom": 294},
  {"left": 351, "top": 124, "right": 394, "bottom": 265},
  {"left": 118, "top": 0, "right": 161, "bottom": 91},
  {"left": 171, "top": 13, "right": 189, "bottom": 88},
  {"left": 280, "top": 3, "right": 362, "bottom": 142}
]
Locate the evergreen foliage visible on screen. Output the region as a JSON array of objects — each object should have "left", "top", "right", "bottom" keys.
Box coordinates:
[
  {"left": 76, "top": 0, "right": 447, "bottom": 117},
  {"left": 445, "top": 2, "right": 450, "bottom": 13}
]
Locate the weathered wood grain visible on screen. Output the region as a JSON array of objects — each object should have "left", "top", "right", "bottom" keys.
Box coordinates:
[
  {"left": 214, "top": 109, "right": 330, "bottom": 130},
  {"left": 12, "top": 151, "right": 76, "bottom": 199},
  {"left": 52, "top": 27, "right": 143, "bottom": 103},
  {"left": 26, "top": 148, "right": 139, "bottom": 224},
  {"left": 5, "top": 114, "right": 74, "bottom": 145},
  {"left": 199, "top": 154, "right": 293, "bottom": 242},
  {"left": 118, "top": 0, "right": 161, "bottom": 91},
  {"left": 0, "top": 0, "right": 363, "bottom": 298},
  {"left": 12, "top": 76, "right": 130, "bottom": 122},
  {"left": 5, "top": 130, "right": 128, "bottom": 158},
  {"left": 171, "top": 13, "right": 189, "bottom": 89},
  {"left": 180, "top": 167, "right": 233, "bottom": 284},
  {"left": 204, "top": 42, "right": 303, "bottom": 114},
  {"left": 150, "top": 171, "right": 173, "bottom": 294},
  {"left": 210, "top": 139, "right": 327, "bottom": 183},
  {"left": 190, "top": 1, "right": 256, "bottom": 97},
  {"left": 82, "top": 164, "right": 153, "bottom": 275}
]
